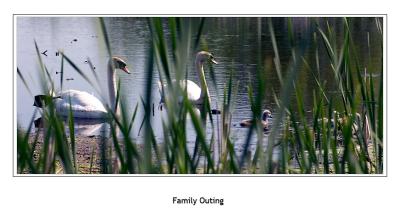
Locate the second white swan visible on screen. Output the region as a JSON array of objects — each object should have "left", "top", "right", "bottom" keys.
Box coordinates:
[{"left": 158, "top": 51, "right": 218, "bottom": 106}]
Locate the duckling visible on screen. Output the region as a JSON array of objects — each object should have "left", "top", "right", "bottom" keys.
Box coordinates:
[
  {"left": 240, "top": 109, "right": 272, "bottom": 129},
  {"left": 339, "top": 113, "right": 371, "bottom": 141},
  {"left": 319, "top": 112, "right": 371, "bottom": 142},
  {"left": 318, "top": 111, "right": 362, "bottom": 132},
  {"left": 317, "top": 110, "right": 339, "bottom": 127}
]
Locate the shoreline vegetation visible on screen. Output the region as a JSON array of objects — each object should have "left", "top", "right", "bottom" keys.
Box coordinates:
[
  {"left": 17, "top": 17, "right": 384, "bottom": 174},
  {"left": 22, "top": 130, "right": 378, "bottom": 174}
]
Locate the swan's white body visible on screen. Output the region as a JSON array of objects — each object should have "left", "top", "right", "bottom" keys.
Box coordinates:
[
  {"left": 54, "top": 90, "right": 107, "bottom": 119},
  {"left": 159, "top": 79, "right": 202, "bottom": 104},
  {"left": 158, "top": 51, "right": 217, "bottom": 106},
  {"left": 179, "top": 80, "right": 202, "bottom": 102},
  {"left": 35, "top": 57, "right": 130, "bottom": 119}
]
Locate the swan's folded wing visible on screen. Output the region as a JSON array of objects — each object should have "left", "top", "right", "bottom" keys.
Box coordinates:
[
  {"left": 158, "top": 80, "right": 201, "bottom": 103},
  {"left": 55, "top": 100, "right": 107, "bottom": 118},
  {"left": 180, "top": 80, "right": 201, "bottom": 102},
  {"left": 57, "top": 90, "right": 107, "bottom": 118}
]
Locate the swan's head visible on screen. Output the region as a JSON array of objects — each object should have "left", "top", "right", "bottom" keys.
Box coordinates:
[
  {"left": 33, "top": 95, "right": 44, "bottom": 108},
  {"left": 33, "top": 95, "right": 60, "bottom": 108},
  {"left": 196, "top": 51, "right": 218, "bottom": 65},
  {"left": 262, "top": 109, "right": 272, "bottom": 121},
  {"left": 112, "top": 57, "right": 131, "bottom": 74}
]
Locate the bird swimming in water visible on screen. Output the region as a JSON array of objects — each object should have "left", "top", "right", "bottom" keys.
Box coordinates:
[{"left": 240, "top": 109, "right": 273, "bottom": 130}]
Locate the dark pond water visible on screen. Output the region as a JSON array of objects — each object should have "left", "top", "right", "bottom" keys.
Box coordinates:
[{"left": 16, "top": 17, "right": 382, "bottom": 151}]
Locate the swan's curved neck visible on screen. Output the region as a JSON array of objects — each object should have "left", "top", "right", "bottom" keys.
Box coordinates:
[
  {"left": 195, "top": 59, "right": 210, "bottom": 104},
  {"left": 108, "top": 61, "right": 117, "bottom": 112}
]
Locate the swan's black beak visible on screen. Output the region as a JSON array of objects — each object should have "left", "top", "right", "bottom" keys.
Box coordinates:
[
  {"left": 210, "top": 58, "right": 218, "bottom": 65},
  {"left": 122, "top": 66, "right": 131, "bottom": 74}
]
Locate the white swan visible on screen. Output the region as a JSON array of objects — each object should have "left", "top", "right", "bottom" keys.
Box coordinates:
[
  {"left": 33, "top": 57, "right": 131, "bottom": 119},
  {"left": 158, "top": 51, "right": 218, "bottom": 106}
]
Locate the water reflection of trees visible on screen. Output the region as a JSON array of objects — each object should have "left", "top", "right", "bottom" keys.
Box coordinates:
[{"left": 203, "top": 17, "right": 382, "bottom": 112}]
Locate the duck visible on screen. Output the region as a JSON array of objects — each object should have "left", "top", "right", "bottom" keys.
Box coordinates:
[
  {"left": 158, "top": 51, "right": 218, "bottom": 107},
  {"left": 240, "top": 109, "right": 272, "bottom": 129},
  {"left": 33, "top": 57, "right": 131, "bottom": 119},
  {"left": 319, "top": 112, "right": 371, "bottom": 142}
]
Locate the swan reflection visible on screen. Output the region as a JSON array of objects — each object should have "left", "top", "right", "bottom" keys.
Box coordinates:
[{"left": 34, "top": 117, "right": 109, "bottom": 137}]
